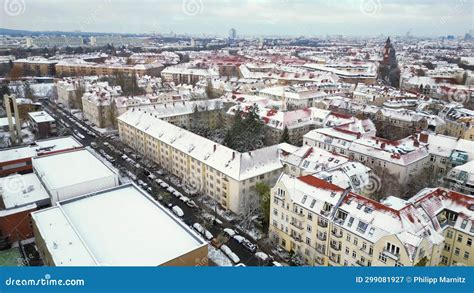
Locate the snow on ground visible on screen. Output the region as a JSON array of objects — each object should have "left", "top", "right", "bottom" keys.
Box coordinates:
[
  {"left": 208, "top": 245, "right": 233, "bottom": 267},
  {"left": 237, "top": 225, "right": 263, "bottom": 240}
]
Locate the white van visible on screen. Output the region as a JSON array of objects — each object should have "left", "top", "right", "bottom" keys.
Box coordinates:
[{"left": 172, "top": 206, "right": 184, "bottom": 217}]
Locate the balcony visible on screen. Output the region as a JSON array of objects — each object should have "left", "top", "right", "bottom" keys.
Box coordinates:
[
  {"left": 316, "top": 246, "right": 326, "bottom": 254},
  {"left": 383, "top": 249, "right": 400, "bottom": 260},
  {"left": 330, "top": 242, "right": 341, "bottom": 251},
  {"left": 356, "top": 260, "right": 366, "bottom": 266},
  {"left": 320, "top": 209, "right": 330, "bottom": 217},
  {"left": 317, "top": 220, "right": 328, "bottom": 228},
  {"left": 291, "top": 234, "right": 303, "bottom": 243},
  {"left": 315, "top": 257, "right": 325, "bottom": 265},
  {"left": 290, "top": 222, "right": 304, "bottom": 230},
  {"left": 334, "top": 218, "right": 345, "bottom": 225},
  {"left": 316, "top": 233, "right": 327, "bottom": 241},
  {"left": 331, "top": 229, "right": 343, "bottom": 238},
  {"left": 329, "top": 255, "right": 340, "bottom": 264}
]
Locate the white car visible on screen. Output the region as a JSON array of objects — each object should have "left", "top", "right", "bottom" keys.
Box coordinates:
[
  {"left": 255, "top": 252, "right": 269, "bottom": 262},
  {"left": 233, "top": 235, "right": 245, "bottom": 243},
  {"left": 179, "top": 196, "right": 190, "bottom": 203},
  {"left": 172, "top": 206, "right": 184, "bottom": 217},
  {"left": 223, "top": 228, "right": 237, "bottom": 238},
  {"left": 220, "top": 245, "right": 240, "bottom": 264},
  {"left": 192, "top": 223, "right": 205, "bottom": 234},
  {"left": 204, "top": 230, "right": 214, "bottom": 240}
]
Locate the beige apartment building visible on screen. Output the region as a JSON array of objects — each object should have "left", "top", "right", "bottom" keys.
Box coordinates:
[
  {"left": 55, "top": 60, "right": 163, "bottom": 77},
  {"left": 269, "top": 174, "right": 473, "bottom": 266},
  {"left": 118, "top": 108, "right": 296, "bottom": 213}
]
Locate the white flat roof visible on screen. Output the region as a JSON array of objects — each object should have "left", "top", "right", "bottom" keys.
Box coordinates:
[
  {"left": 32, "top": 149, "right": 117, "bottom": 190},
  {"left": 32, "top": 184, "right": 206, "bottom": 266},
  {"left": 0, "top": 136, "right": 82, "bottom": 163},
  {"left": 0, "top": 173, "right": 49, "bottom": 215},
  {"left": 28, "top": 111, "right": 55, "bottom": 123}
]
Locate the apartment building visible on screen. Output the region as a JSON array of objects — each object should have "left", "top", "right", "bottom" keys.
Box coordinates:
[
  {"left": 227, "top": 101, "right": 376, "bottom": 145},
  {"left": 161, "top": 66, "right": 219, "bottom": 85},
  {"left": 27, "top": 111, "right": 56, "bottom": 139},
  {"left": 118, "top": 108, "right": 296, "bottom": 213},
  {"left": 269, "top": 174, "right": 473, "bottom": 266},
  {"left": 12, "top": 57, "right": 58, "bottom": 76},
  {"left": 303, "top": 127, "right": 430, "bottom": 184},
  {"left": 280, "top": 145, "right": 372, "bottom": 194},
  {"left": 55, "top": 59, "right": 163, "bottom": 77},
  {"left": 443, "top": 161, "right": 474, "bottom": 196}
]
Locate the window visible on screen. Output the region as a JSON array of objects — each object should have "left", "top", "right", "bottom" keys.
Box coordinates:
[
  {"left": 461, "top": 219, "right": 468, "bottom": 229},
  {"left": 357, "top": 221, "right": 368, "bottom": 234},
  {"left": 467, "top": 238, "right": 472, "bottom": 247},
  {"left": 273, "top": 209, "right": 278, "bottom": 216},
  {"left": 308, "top": 213, "right": 313, "bottom": 220},
  {"left": 457, "top": 235, "right": 463, "bottom": 243},
  {"left": 378, "top": 252, "right": 387, "bottom": 263},
  {"left": 454, "top": 248, "right": 460, "bottom": 256},
  {"left": 272, "top": 220, "right": 277, "bottom": 227},
  {"left": 386, "top": 242, "right": 400, "bottom": 255},
  {"left": 345, "top": 247, "right": 349, "bottom": 254},
  {"left": 352, "top": 251, "right": 357, "bottom": 259},
  {"left": 354, "top": 238, "right": 358, "bottom": 246},
  {"left": 347, "top": 217, "right": 354, "bottom": 227},
  {"left": 440, "top": 256, "right": 448, "bottom": 265},
  {"left": 444, "top": 243, "right": 451, "bottom": 252},
  {"left": 346, "top": 234, "right": 351, "bottom": 242},
  {"left": 307, "top": 225, "right": 312, "bottom": 232},
  {"left": 446, "top": 230, "right": 453, "bottom": 238},
  {"left": 306, "top": 237, "right": 311, "bottom": 245},
  {"left": 464, "top": 251, "right": 470, "bottom": 260}
]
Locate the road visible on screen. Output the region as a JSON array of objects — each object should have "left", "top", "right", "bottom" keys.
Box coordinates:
[{"left": 42, "top": 100, "right": 281, "bottom": 267}]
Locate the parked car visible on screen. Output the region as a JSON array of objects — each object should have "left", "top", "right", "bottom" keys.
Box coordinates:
[
  {"left": 223, "top": 228, "right": 237, "bottom": 238},
  {"left": 233, "top": 235, "right": 245, "bottom": 243},
  {"left": 179, "top": 196, "right": 190, "bottom": 203},
  {"left": 204, "top": 230, "right": 214, "bottom": 241},
  {"left": 172, "top": 206, "right": 184, "bottom": 217},
  {"left": 186, "top": 200, "right": 197, "bottom": 209},
  {"left": 220, "top": 245, "right": 240, "bottom": 264},
  {"left": 192, "top": 223, "right": 205, "bottom": 234},
  {"left": 90, "top": 142, "right": 97, "bottom": 148},
  {"left": 242, "top": 240, "right": 257, "bottom": 253}
]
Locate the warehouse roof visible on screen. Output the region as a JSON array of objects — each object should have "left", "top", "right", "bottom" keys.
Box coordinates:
[
  {"left": 32, "top": 184, "right": 206, "bottom": 266},
  {"left": 32, "top": 149, "right": 117, "bottom": 190}
]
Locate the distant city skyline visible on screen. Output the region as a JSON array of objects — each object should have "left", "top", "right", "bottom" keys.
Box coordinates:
[{"left": 0, "top": 0, "right": 472, "bottom": 37}]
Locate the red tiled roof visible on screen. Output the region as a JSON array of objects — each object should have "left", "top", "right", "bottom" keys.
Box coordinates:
[{"left": 298, "top": 175, "right": 344, "bottom": 192}]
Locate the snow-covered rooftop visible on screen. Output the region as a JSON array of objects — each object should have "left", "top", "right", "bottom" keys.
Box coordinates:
[
  {"left": 0, "top": 173, "right": 49, "bottom": 216},
  {"left": 32, "top": 149, "right": 117, "bottom": 191},
  {"left": 32, "top": 184, "right": 206, "bottom": 266},
  {"left": 119, "top": 108, "right": 293, "bottom": 181},
  {"left": 28, "top": 111, "right": 55, "bottom": 123},
  {"left": 0, "top": 136, "right": 82, "bottom": 163}
]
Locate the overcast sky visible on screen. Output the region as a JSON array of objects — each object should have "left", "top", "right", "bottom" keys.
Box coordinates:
[{"left": 0, "top": 0, "right": 472, "bottom": 37}]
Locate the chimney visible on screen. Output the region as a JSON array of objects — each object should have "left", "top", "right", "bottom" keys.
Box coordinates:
[
  {"left": 381, "top": 143, "right": 386, "bottom": 149},
  {"left": 413, "top": 140, "right": 419, "bottom": 147},
  {"left": 419, "top": 132, "right": 428, "bottom": 144},
  {"left": 213, "top": 144, "right": 217, "bottom": 152},
  {"left": 232, "top": 152, "right": 235, "bottom": 160}
]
